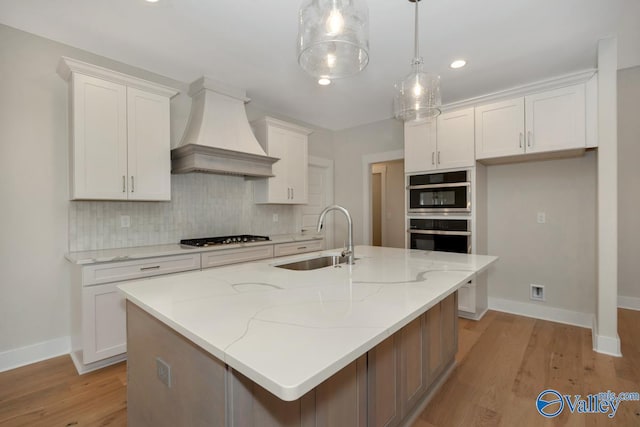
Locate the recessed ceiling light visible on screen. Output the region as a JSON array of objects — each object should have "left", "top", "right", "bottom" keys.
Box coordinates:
[
  {"left": 318, "top": 78, "right": 331, "bottom": 86},
  {"left": 145, "top": 0, "right": 159, "bottom": 3},
  {"left": 450, "top": 59, "right": 467, "bottom": 69}
]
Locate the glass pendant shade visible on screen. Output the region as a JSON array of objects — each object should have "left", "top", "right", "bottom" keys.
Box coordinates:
[
  {"left": 393, "top": 0, "right": 441, "bottom": 121},
  {"left": 298, "top": 0, "right": 369, "bottom": 80},
  {"left": 393, "top": 62, "right": 441, "bottom": 121}
]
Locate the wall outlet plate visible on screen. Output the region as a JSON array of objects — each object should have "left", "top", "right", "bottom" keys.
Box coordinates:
[
  {"left": 156, "top": 357, "right": 171, "bottom": 388},
  {"left": 530, "top": 284, "right": 545, "bottom": 301},
  {"left": 120, "top": 215, "right": 131, "bottom": 228}
]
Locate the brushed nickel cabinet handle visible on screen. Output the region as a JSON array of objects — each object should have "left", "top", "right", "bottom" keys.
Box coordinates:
[
  {"left": 131, "top": 176, "right": 135, "bottom": 193},
  {"left": 292, "top": 187, "right": 294, "bottom": 199},
  {"left": 527, "top": 131, "right": 532, "bottom": 147},
  {"left": 519, "top": 132, "right": 523, "bottom": 148},
  {"left": 431, "top": 152, "right": 435, "bottom": 165},
  {"left": 437, "top": 151, "right": 441, "bottom": 164},
  {"left": 140, "top": 265, "right": 160, "bottom": 271},
  {"left": 122, "top": 176, "right": 126, "bottom": 193},
  {"left": 297, "top": 246, "right": 307, "bottom": 250}
]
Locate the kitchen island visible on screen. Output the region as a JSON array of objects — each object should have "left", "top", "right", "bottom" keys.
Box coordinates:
[{"left": 118, "top": 246, "right": 497, "bottom": 426}]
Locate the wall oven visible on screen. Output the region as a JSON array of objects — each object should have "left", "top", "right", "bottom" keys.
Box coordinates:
[
  {"left": 407, "top": 170, "right": 471, "bottom": 214},
  {"left": 408, "top": 219, "right": 471, "bottom": 254}
]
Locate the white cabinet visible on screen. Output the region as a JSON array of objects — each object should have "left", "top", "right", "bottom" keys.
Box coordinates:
[
  {"left": 252, "top": 117, "right": 311, "bottom": 204},
  {"left": 201, "top": 245, "right": 274, "bottom": 269},
  {"left": 82, "top": 283, "right": 127, "bottom": 364},
  {"left": 71, "top": 253, "right": 201, "bottom": 372},
  {"left": 475, "top": 84, "right": 586, "bottom": 160},
  {"left": 403, "top": 108, "right": 474, "bottom": 173},
  {"left": 457, "top": 281, "right": 476, "bottom": 314},
  {"left": 58, "top": 57, "right": 177, "bottom": 201},
  {"left": 273, "top": 239, "right": 323, "bottom": 257},
  {"left": 436, "top": 107, "right": 476, "bottom": 169},
  {"left": 404, "top": 119, "right": 437, "bottom": 173}
]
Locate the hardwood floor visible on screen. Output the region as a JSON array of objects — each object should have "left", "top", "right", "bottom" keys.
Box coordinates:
[{"left": 0, "top": 309, "right": 638, "bottom": 426}]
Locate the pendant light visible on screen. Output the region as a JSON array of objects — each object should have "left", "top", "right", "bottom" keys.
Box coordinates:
[
  {"left": 298, "top": 0, "right": 370, "bottom": 84},
  {"left": 393, "top": 0, "right": 441, "bottom": 121}
]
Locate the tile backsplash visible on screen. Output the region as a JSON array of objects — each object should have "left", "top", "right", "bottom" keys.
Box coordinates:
[{"left": 69, "top": 174, "right": 299, "bottom": 251}]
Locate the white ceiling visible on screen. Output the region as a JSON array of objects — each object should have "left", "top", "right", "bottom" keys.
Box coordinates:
[{"left": 1, "top": 0, "right": 638, "bottom": 130}]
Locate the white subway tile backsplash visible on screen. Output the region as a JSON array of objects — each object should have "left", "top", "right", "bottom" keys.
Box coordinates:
[{"left": 69, "top": 174, "right": 299, "bottom": 251}]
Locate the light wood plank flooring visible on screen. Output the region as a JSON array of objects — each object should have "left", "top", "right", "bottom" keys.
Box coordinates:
[{"left": 1, "top": 309, "right": 638, "bottom": 426}]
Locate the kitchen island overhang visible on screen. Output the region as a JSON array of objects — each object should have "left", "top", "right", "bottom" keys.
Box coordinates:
[{"left": 119, "top": 246, "right": 497, "bottom": 425}]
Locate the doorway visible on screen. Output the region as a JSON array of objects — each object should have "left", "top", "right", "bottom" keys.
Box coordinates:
[
  {"left": 371, "top": 159, "right": 405, "bottom": 248},
  {"left": 300, "top": 156, "right": 334, "bottom": 250}
]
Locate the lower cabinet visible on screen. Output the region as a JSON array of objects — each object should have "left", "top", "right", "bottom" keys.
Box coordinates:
[
  {"left": 369, "top": 292, "right": 458, "bottom": 427},
  {"left": 81, "top": 283, "right": 127, "bottom": 364},
  {"left": 126, "top": 292, "right": 458, "bottom": 426}
]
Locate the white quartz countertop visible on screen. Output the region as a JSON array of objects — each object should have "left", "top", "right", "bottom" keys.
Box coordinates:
[
  {"left": 118, "top": 246, "right": 497, "bottom": 401},
  {"left": 65, "top": 233, "right": 322, "bottom": 265}
]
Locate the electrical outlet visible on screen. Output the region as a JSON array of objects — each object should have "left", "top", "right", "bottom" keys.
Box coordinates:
[
  {"left": 120, "top": 215, "right": 131, "bottom": 228},
  {"left": 156, "top": 357, "right": 171, "bottom": 388},
  {"left": 530, "top": 284, "right": 545, "bottom": 302},
  {"left": 536, "top": 212, "right": 546, "bottom": 224},
  {"left": 272, "top": 213, "right": 279, "bottom": 223}
]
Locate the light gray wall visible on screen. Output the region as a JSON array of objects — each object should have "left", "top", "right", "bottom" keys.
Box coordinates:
[
  {"left": 0, "top": 24, "right": 334, "bottom": 356},
  {"left": 486, "top": 152, "right": 597, "bottom": 314},
  {"left": 333, "top": 119, "right": 404, "bottom": 245},
  {"left": 372, "top": 160, "right": 405, "bottom": 249},
  {"left": 618, "top": 66, "right": 640, "bottom": 300}
]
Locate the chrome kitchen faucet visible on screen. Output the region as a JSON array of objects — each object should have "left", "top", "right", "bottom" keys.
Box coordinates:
[{"left": 317, "top": 205, "right": 355, "bottom": 265}]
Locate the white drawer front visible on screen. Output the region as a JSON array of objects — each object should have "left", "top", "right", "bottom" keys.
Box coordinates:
[
  {"left": 273, "top": 239, "right": 323, "bottom": 257},
  {"left": 201, "top": 245, "right": 274, "bottom": 269},
  {"left": 82, "top": 253, "right": 201, "bottom": 286}
]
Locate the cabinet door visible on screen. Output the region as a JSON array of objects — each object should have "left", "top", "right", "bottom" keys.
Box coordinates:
[
  {"left": 436, "top": 107, "right": 475, "bottom": 169},
  {"left": 404, "top": 119, "right": 437, "bottom": 173},
  {"left": 265, "top": 126, "right": 292, "bottom": 203},
  {"left": 368, "top": 335, "right": 400, "bottom": 427},
  {"left": 285, "top": 130, "right": 308, "bottom": 203},
  {"left": 525, "top": 84, "right": 586, "bottom": 154},
  {"left": 475, "top": 98, "right": 525, "bottom": 159},
  {"left": 424, "top": 302, "right": 443, "bottom": 385},
  {"left": 458, "top": 281, "right": 476, "bottom": 313},
  {"left": 441, "top": 293, "right": 458, "bottom": 363},
  {"left": 399, "top": 316, "right": 426, "bottom": 418},
  {"left": 127, "top": 88, "right": 171, "bottom": 201},
  {"left": 71, "top": 74, "right": 128, "bottom": 200},
  {"left": 82, "top": 283, "right": 126, "bottom": 364}
]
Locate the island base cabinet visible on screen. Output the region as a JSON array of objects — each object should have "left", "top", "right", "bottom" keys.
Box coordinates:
[{"left": 126, "top": 294, "right": 458, "bottom": 427}]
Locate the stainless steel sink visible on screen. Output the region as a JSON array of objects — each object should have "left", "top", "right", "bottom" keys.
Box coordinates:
[{"left": 274, "top": 255, "right": 349, "bottom": 271}]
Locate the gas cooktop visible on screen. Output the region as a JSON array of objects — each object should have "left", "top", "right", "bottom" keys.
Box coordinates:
[{"left": 180, "top": 235, "right": 270, "bottom": 247}]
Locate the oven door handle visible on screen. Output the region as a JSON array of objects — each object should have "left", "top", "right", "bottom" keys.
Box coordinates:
[
  {"left": 407, "top": 182, "right": 471, "bottom": 190},
  {"left": 407, "top": 229, "right": 471, "bottom": 236}
]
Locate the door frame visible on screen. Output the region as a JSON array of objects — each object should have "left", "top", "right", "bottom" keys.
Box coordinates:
[
  {"left": 308, "top": 156, "right": 335, "bottom": 250},
  {"left": 370, "top": 163, "right": 387, "bottom": 246},
  {"left": 361, "top": 150, "right": 404, "bottom": 245}
]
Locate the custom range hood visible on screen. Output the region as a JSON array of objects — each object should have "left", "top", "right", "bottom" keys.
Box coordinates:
[{"left": 171, "top": 77, "right": 278, "bottom": 177}]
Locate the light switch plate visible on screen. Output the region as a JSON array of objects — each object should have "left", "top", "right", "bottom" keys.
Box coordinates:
[
  {"left": 156, "top": 357, "right": 171, "bottom": 388},
  {"left": 120, "top": 215, "right": 131, "bottom": 228},
  {"left": 536, "top": 212, "right": 546, "bottom": 224}
]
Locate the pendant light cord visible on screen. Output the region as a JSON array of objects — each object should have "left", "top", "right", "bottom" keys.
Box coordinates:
[{"left": 414, "top": 0, "right": 419, "bottom": 61}]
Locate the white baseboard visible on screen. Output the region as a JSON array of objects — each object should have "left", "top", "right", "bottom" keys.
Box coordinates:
[
  {"left": 0, "top": 336, "right": 70, "bottom": 373},
  {"left": 618, "top": 295, "right": 640, "bottom": 311},
  {"left": 70, "top": 350, "right": 126, "bottom": 375},
  {"left": 591, "top": 317, "right": 622, "bottom": 357},
  {"left": 488, "top": 297, "right": 593, "bottom": 329}
]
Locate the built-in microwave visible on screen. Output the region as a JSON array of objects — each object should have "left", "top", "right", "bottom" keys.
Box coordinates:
[
  {"left": 407, "top": 170, "right": 471, "bottom": 214},
  {"left": 408, "top": 218, "right": 471, "bottom": 254}
]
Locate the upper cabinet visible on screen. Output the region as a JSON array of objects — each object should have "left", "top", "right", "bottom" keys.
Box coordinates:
[
  {"left": 475, "top": 84, "right": 586, "bottom": 160},
  {"left": 58, "top": 57, "right": 178, "bottom": 201},
  {"left": 404, "top": 107, "right": 475, "bottom": 174},
  {"left": 252, "top": 117, "right": 311, "bottom": 204},
  {"left": 436, "top": 107, "right": 475, "bottom": 169}
]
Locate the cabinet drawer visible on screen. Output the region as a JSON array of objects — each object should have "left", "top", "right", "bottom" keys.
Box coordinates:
[
  {"left": 82, "top": 253, "right": 201, "bottom": 286},
  {"left": 201, "top": 245, "right": 274, "bottom": 269},
  {"left": 273, "top": 240, "right": 323, "bottom": 257}
]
